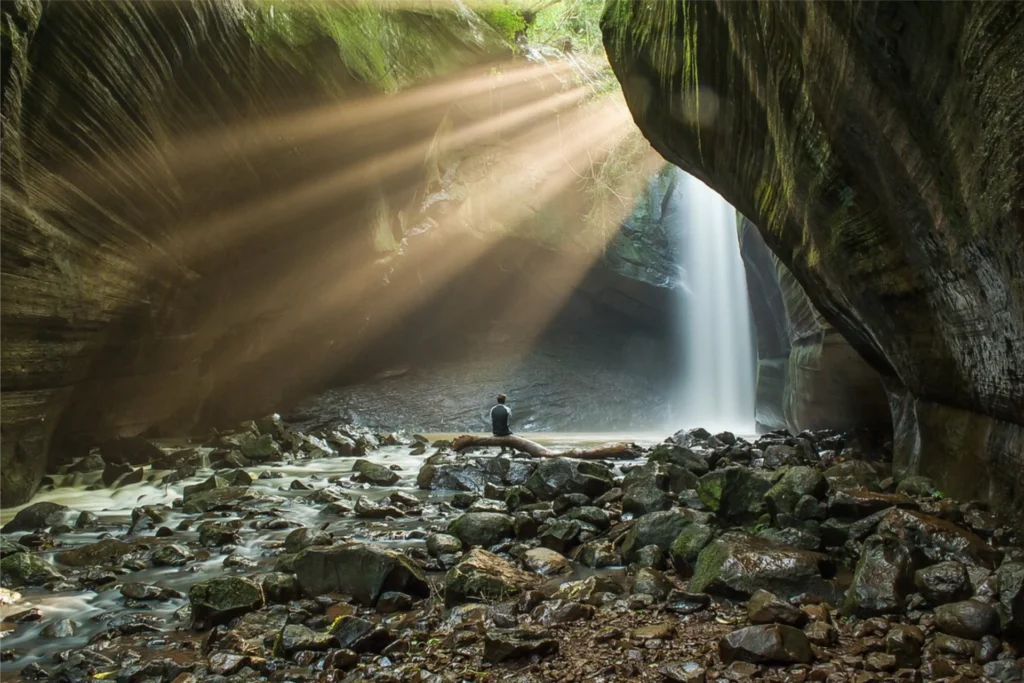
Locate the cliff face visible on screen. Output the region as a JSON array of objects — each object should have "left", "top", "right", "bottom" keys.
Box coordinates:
[
  {"left": 0, "top": 0, "right": 509, "bottom": 504},
  {"left": 604, "top": 1, "right": 1024, "bottom": 514}
]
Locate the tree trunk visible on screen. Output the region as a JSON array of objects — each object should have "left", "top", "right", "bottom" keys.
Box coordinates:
[{"left": 450, "top": 434, "right": 640, "bottom": 460}]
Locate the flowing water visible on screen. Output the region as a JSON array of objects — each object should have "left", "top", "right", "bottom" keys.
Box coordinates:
[
  {"left": 0, "top": 432, "right": 664, "bottom": 669},
  {"left": 670, "top": 171, "right": 756, "bottom": 434}
]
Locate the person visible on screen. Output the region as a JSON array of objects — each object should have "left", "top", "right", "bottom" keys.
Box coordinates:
[{"left": 490, "top": 394, "right": 512, "bottom": 437}]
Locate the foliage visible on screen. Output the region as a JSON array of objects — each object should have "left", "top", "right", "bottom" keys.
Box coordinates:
[
  {"left": 527, "top": 0, "right": 606, "bottom": 56},
  {"left": 475, "top": 1, "right": 527, "bottom": 46}
]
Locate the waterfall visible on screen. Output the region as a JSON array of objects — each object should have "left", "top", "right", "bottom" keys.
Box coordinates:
[{"left": 669, "top": 170, "right": 756, "bottom": 434}]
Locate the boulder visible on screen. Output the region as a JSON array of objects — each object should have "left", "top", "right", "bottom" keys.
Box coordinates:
[
  {"left": 632, "top": 567, "right": 673, "bottom": 600},
  {"left": 352, "top": 459, "right": 400, "bottom": 486},
  {"left": 622, "top": 486, "right": 672, "bottom": 516},
  {"left": 284, "top": 527, "right": 332, "bottom": 554},
  {"left": 564, "top": 505, "right": 611, "bottom": 531},
  {"left": 329, "top": 616, "right": 394, "bottom": 654},
  {"left": 522, "top": 548, "right": 570, "bottom": 576},
  {"left": 0, "top": 536, "right": 29, "bottom": 558},
  {"left": 895, "top": 476, "right": 938, "bottom": 497},
  {"left": 188, "top": 576, "right": 264, "bottom": 629},
  {"left": 877, "top": 508, "right": 1001, "bottom": 568},
  {"left": 997, "top": 562, "right": 1024, "bottom": 632},
  {"left": 747, "top": 589, "right": 807, "bottom": 627},
  {"left": 448, "top": 512, "right": 515, "bottom": 549},
  {"left": 525, "top": 458, "right": 614, "bottom": 501},
  {"left": 444, "top": 548, "right": 538, "bottom": 606},
  {"left": 669, "top": 523, "right": 715, "bottom": 573},
  {"left": 719, "top": 624, "right": 812, "bottom": 664},
  {"left": 67, "top": 453, "right": 105, "bottom": 473},
  {"left": 823, "top": 461, "right": 880, "bottom": 491},
  {"left": 0, "top": 552, "right": 64, "bottom": 587},
  {"left": 55, "top": 539, "right": 133, "bottom": 567},
  {"left": 842, "top": 534, "right": 916, "bottom": 616},
  {"left": 689, "top": 532, "right": 833, "bottom": 599},
  {"left": 538, "top": 518, "right": 583, "bottom": 553},
  {"left": 934, "top": 599, "right": 1001, "bottom": 640},
  {"left": 697, "top": 466, "right": 772, "bottom": 521},
  {"left": 885, "top": 624, "right": 925, "bottom": 668},
  {"left": 279, "top": 624, "right": 336, "bottom": 653},
  {"left": 151, "top": 544, "right": 194, "bottom": 567},
  {"left": 293, "top": 543, "right": 429, "bottom": 606},
  {"left": 764, "top": 467, "right": 828, "bottom": 516},
  {"left": 254, "top": 572, "right": 301, "bottom": 604},
  {"left": 1, "top": 502, "right": 68, "bottom": 533},
  {"left": 377, "top": 591, "right": 413, "bottom": 613},
  {"left": 181, "top": 486, "right": 265, "bottom": 514},
  {"left": 648, "top": 443, "right": 709, "bottom": 474},
  {"left": 623, "top": 460, "right": 699, "bottom": 494},
  {"left": 426, "top": 533, "right": 463, "bottom": 558},
  {"left": 553, "top": 575, "right": 623, "bottom": 603},
  {"left": 914, "top": 561, "right": 972, "bottom": 605},
  {"left": 483, "top": 627, "right": 558, "bottom": 663},
  {"left": 577, "top": 540, "right": 621, "bottom": 569},
  {"left": 622, "top": 508, "right": 709, "bottom": 560}
]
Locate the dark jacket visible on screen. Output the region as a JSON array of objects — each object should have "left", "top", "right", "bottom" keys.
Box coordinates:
[{"left": 490, "top": 403, "right": 512, "bottom": 436}]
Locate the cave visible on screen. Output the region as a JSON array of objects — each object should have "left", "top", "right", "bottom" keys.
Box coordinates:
[{"left": 1, "top": 1, "right": 1022, "bottom": 679}]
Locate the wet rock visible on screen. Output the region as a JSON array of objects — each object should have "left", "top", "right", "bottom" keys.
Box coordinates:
[
  {"left": 67, "top": 453, "right": 106, "bottom": 473},
  {"left": 237, "top": 433, "right": 281, "bottom": 461},
  {"left": 444, "top": 548, "right": 537, "bottom": 606},
  {"left": 323, "top": 649, "right": 359, "bottom": 670},
  {"left": 377, "top": 591, "right": 413, "bottom": 613},
  {"left": 719, "top": 624, "right": 813, "bottom": 664},
  {"left": 934, "top": 599, "right": 1000, "bottom": 639},
  {"left": 329, "top": 615, "right": 395, "bottom": 653},
  {"left": 40, "top": 618, "right": 77, "bottom": 638},
  {"left": 697, "top": 466, "right": 772, "bottom": 521},
  {"left": 565, "top": 505, "right": 611, "bottom": 530},
  {"left": 280, "top": 624, "right": 335, "bottom": 653},
  {"left": 632, "top": 567, "right": 673, "bottom": 599},
  {"left": 55, "top": 538, "right": 133, "bottom": 567},
  {"left": 884, "top": 624, "right": 924, "bottom": 668},
  {"left": 864, "top": 652, "right": 898, "bottom": 672},
  {"left": 120, "top": 582, "right": 180, "bottom": 601},
  {"left": 504, "top": 485, "right": 537, "bottom": 510},
  {"left": 553, "top": 575, "right": 623, "bottom": 603},
  {"left": 254, "top": 572, "right": 301, "bottom": 604},
  {"left": 102, "top": 461, "right": 138, "bottom": 487},
  {"left": 914, "top": 561, "right": 971, "bottom": 605},
  {"left": 523, "top": 548, "right": 570, "bottom": 576},
  {"left": 748, "top": 589, "right": 807, "bottom": 626},
  {"left": 622, "top": 508, "right": 709, "bottom": 560},
  {"left": 842, "top": 534, "right": 916, "bottom": 616},
  {"left": 804, "top": 620, "right": 839, "bottom": 646},
  {"left": 895, "top": 476, "right": 937, "bottom": 497},
  {"left": 764, "top": 467, "right": 829, "bottom": 516},
  {"left": 73, "top": 509, "right": 98, "bottom": 532},
  {"left": 552, "top": 493, "right": 591, "bottom": 514},
  {"left": 666, "top": 589, "right": 711, "bottom": 614},
  {"left": 577, "top": 540, "right": 620, "bottom": 568},
  {"left": 188, "top": 576, "right": 264, "bottom": 629},
  {"left": 1, "top": 502, "right": 68, "bottom": 533},
  {"left": 448, "top": 512, "right": 515, "bottom": 548},
  {"left": 539, "top": 518, "right": 583, "bottom": 553},
  {"left": 426, "top": 533, "right": 463, "bottom": 557},
  {"left": 829, "top": 489, "right": 917, "bottom": 519},
  {"left": 198, "top": 521, "right": 241, "bottom": 547},
  {"left": 669, "top": 523, "right": 715, "bottom": 573},
  {"left": 652, "top": 442, "right": 710, "bottom": 475},
  {"left": 0, "top": 536, "right": 29, "bottom": 558},
  {"left": 877, "top": 508, "right": 1001, "bottom": 568},
  {"left": 283, "top": 527, "right": 331, "bottom": 554},
  {"left": 525, "top": 458, "right": 614, "bottom": 501},
  {"left": 983, "top": 660, "right": 1024, "bottom": 682},
  {"left": 354, "top": 495, "right": 404, "bottom": 519},
  {"left": 293, "top": 543, "right": 429, "bottom": 606},
  {"left": 974, "top": 634, "right": 1001, "bottom": 663},
  {"left": 756, "top": 526, "right": 822, "bottom": 552},
  {"left": 623, "top": 486, "right": 672, "bottom": 515},
  {"left": 997, "top": 562, "right": 1024, "bottom": 632},
  {"left": 352, "top": 459, "right": 400, "bottom": 486},
  {"left": 531, "top": 599, "right": 594, "bottom": 626},
  {"left": 634, "top": 544, "right": 666, "bottom": 569},
  {"left": 659, "top": 661, "right": 707, "bottom": 683},
  {"left": 927, "top": 633, "right": 977, "bottom": 658},
  {"left": 690, "top": 532, "right": 834, "bottom": 599},
  {"left": 824, "top": 460, "right": 880, "bottom": 491},
  {"left": 468, "top": 498, "right": 509, "bottom": 514},
  {"left": 152, "top": 543, "right": 194, "bottom": 567},
  {"left": 624, "top": 460, "right": 699, "bottom": 495},
  {"left": 483, "top": 627, "right": 558, "bottom": 663},
  {"left": 181, "top": 486, "right": 265, "bottom": 514},
  {"left": 0, "top": 557, "right": 62, "bottom": 589}
]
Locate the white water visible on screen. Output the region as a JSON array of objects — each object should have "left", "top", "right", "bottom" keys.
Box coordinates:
[{"left": 670, "top": 171, "right": 756, "bottom": 434}]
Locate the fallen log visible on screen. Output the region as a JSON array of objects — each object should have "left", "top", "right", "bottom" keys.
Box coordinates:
[{"left": 450, "top": 434, "right": 640, "bottom": 460}]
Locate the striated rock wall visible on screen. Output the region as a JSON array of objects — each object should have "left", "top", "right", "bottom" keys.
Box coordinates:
[
  {"left": 604, "top": 1, "right": 1024, "bottom": 515},
  {"left": 740, "top": 220, "right": 889, "bottom": 435}
]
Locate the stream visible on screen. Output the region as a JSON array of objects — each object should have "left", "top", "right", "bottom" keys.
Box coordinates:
[{"left": 0, "top": 431, "right": 666, "bottom": 672}]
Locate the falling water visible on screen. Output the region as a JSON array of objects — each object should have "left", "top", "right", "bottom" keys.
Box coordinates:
[{"left": 670, "top": 170, "right": 756, "bottom": 433}]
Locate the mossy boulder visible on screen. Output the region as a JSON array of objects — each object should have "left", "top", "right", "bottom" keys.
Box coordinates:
[
  {"left": 622, "top": 508, "right": 709, "bottom": 560},
  {"left": 293, "top": 543, "right": 429, "bottom": 606},
  {"left": 668, "top": 522, "right": 715, "bottom": 573},
  {"left": 0, "top": 552, "right": 64, "bottom": 587},
  {"left": 448, "top": 512, "right": 515, "bottom": 549},
  {"left": 188, "top": 576, "right": 265, "bottom": 629},
  {"left": 1, "top": 502, "right": 69, "bottom": 533},
  {"left": 55, "top": 539, "right": 133, "bottom": 567},
  {"left": 764, "top": 467, "right": 828, "bottom": 516},
  {"left": 697, "top": 466, "right": 772, "bottom": 521},
  {"left": 525, "top": 458, "right": 614, "bottom": 501}
]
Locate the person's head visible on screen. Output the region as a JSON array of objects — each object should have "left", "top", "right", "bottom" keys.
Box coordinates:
[{"left": 497, "top": 394, "right": 507, "bottom": 404}]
